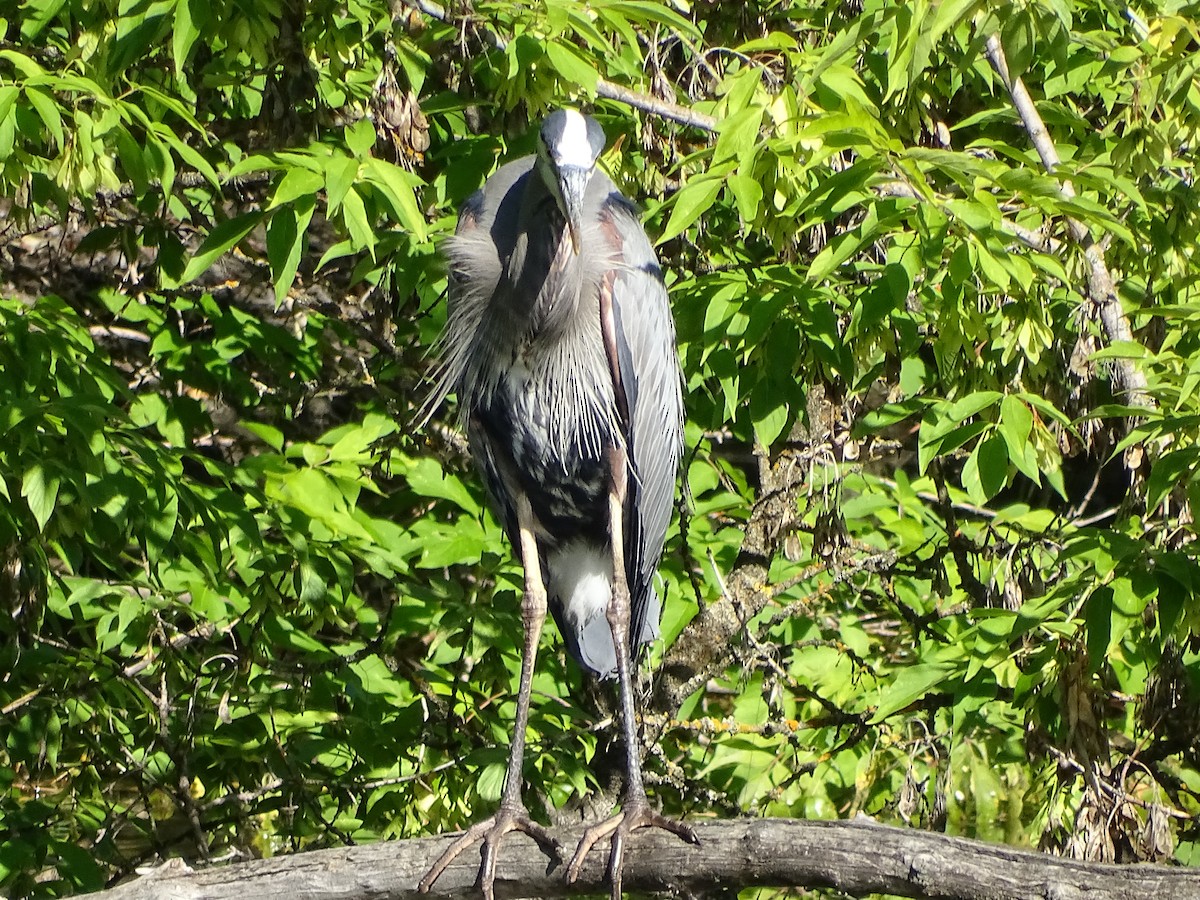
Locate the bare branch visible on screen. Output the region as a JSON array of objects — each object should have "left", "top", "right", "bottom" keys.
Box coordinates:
[
  {"left": 983, "top": 34, "right": 1155, "bottom": 412},
  {"left": 595, "top": 80, "right": 716, "bottom": 131},
  {"left": 876, "top": 179, "right": 1062, "bottom": 253}
]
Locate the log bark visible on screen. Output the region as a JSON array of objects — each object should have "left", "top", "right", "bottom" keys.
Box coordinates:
[{"left": 74, "top": 817, "right": 1199, "bottom": 900}]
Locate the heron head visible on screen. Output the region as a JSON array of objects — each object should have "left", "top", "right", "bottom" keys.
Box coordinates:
[{"left": 537, "top": 109, "right": 605, "bottom": 254}]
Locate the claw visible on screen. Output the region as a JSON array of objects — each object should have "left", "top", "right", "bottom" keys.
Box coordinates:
[
  {"left": 418, "top": 805, "right": 561, "bottom": 898},
  {"left": 566, "top": 799, "right": 698, "bottom": 899}
]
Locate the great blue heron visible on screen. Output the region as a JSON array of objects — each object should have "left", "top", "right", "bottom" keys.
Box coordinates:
[{"left": 417, "top": 108, "right": 696, "bottom": 898}]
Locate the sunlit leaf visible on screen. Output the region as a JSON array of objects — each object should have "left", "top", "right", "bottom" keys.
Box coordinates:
[
  {"left": 21, "top": 464, "right": 58, "bottom": 531},
  {"left": 181, "top": 213, "right": 263, "bottom": 284}
]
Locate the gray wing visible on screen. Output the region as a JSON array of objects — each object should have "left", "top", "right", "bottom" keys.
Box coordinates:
[{"left": 602, "top": 196, "right": 684, "bottom": 655}]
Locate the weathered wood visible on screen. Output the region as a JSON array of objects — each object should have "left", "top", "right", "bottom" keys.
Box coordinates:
[{"left": 75, "top": 817, "right": 1199, "bottom": 900}]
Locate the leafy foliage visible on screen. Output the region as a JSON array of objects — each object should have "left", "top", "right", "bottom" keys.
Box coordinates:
[{"left": 2, "top": 0, "right": 1200, "bottom": 896}]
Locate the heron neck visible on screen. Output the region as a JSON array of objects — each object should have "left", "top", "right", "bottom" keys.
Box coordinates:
[{"left": 503, "top": 175, "right": 584, "bottom": 337}]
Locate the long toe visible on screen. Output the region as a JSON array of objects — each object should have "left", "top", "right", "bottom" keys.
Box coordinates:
[
  {"left": 566, "top": 801, "right": 698, "bottom": 900},
  {"left": 419, "top": 806, "right": 561, "bottom": 899}
]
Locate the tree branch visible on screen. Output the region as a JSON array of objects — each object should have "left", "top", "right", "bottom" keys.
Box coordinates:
[
  {"left": 654, "top": 441, "right": 807, "bottom": 713},
  {"left": 73, "top": 818, "right": 1200, "bottom": 900},
  {"left": 595, "top": 80, "right": 717, "bottom": 131},
  {"left": 983, "top": 34, "right": 1155, "bottom": 411},
  {"left": 876, "top": 179, "right": 1062, "bottom": 254}
]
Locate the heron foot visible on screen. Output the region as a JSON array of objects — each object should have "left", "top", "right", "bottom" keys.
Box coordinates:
[
  {"left": 565, "top": 798, "right": 699, "bottom": 899},
  {"left": 418, "top": 804, "right": 561, "bottom": 900}
]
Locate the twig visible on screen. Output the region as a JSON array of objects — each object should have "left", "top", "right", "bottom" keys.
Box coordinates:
[
  {"left": 876, "top": 180, "right": 1061, "bottom": 254},
  {"left": 983, "top": 34, "right": 1154, "bottom": 412},
  {"left": 1045, "top": 746, "right": 1189, "bottom": 819},
  {"left": 199, "top": 757, "right": 468, "bottom": 813},
  {"left": 89, "top": 325, "right": 152, "bottom": 344},
  {"left": 872, "top": 475, "right": 999, "bottom": 520},
  {"left": 123, "top": 623, "right": 218, "bottom": 677},
  {"left": 1, "top": 687, "right": 43, "bottom": 715},
  {"left": 595, "top": 80, "right": 716, "bottom": 131},
  {"left": 1074, "top": 506, "right": 1118, "bottom": 527},
  {"left": 642, "top": 712, "right": 808, "bottom": 739}
]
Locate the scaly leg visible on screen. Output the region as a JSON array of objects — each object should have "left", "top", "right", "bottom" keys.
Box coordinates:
[
  {"left": 566, "top": 446, "right": 699, "bottom": 899},
  {"left": 419, "top": 492, "right": 561, "bottom": 899}
]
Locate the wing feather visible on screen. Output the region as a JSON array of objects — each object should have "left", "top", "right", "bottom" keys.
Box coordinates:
[{"left": 603, "top": 198, "right": 684, "bottom": 655}]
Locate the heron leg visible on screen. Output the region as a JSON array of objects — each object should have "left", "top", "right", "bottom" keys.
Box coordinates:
[
  {"left": 565, "top": 446, "right": 699, "bottom": 899},
  {"left": 419, "top": 492, "right": 561, "bottom": 899}
]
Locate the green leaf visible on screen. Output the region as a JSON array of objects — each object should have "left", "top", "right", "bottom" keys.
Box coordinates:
[
  {"left": 171, "top": 0, "right": 203, "bottom": 75},
  {"left": 808, "top": 226, "right": 870, "bottom": 283},
  {"left": 714, "top": 106, "right": 763, "bottom": 165},
  {"left": 19, "top": 0, "right": 68, "bottom": 40},
  {"left": 603, "top": 1, "right": 702, "bottom": 39},
  {"left": 155, "top": 123, "right": 219, "bottom": 187},
  {"left": 24, "top": 86, "right": 63, "bottom": 147},
  {"left": 362, "top": 158, "right": 427, "bottom": 240},
  {"left": 1146, "top": 448, "right": 1199, "bottom": 512},
  {"left": 872, "top": 661, "right": 955, "bottom": 722},
  {"left": 544, "top": 41, "right": 599, "bottom": 93},
  {"left": 998, "top": 394, "right": 1038, "bottom": 482},
  {"left": 325, "top": 156, "right": 359, "bottom": 213},
  {"left": 477, "top": 761, "right": 507, "bottom": 803},
  {"left": 855, "top": 398, "right": 927, "bottom": 434},
  {"left": 660, "top": 173, "right": 726, "bottom": 244},
  {"left": 1000, "top": 8, "right": 1035, "bottom": 82},
  {"left": 750, "top": 392, "right": 788, "bottom": 448},
  {"left": 1157, "top": 572, "right": 1186, "bottom": 639},
  {"left": 415, "top": 519, "right": 486, "bottom": 568},
  {"left": 270, "top": 167, "right": 324, "bottom": 209},
  {"left": 345, "top": 118, "right": 376, "bottom": 158},
  {"left": 339, "top": 186, "right": 375, "bottom": 255},
  {"left": 323, "top": 414, "right": 397, "bottom": 461},
  {"left": 852, "top": 263, "right": 909, "bottom": 335},
  {"left": 316, "top": 238, "right": 353, "bottom": 271},
  {"left": 944, "top": 391, "right": 1003, "bottom": 425},
  {"left": 0, "top": 49, "right": 45, "bottom": 77},
  {"left": 917, "top": 417, "right": 988, "bottom": 473},
  {"left": 113, "top": 125, "right": 150, "bottom": 194},
  {"left": 406, "top": 457, "right": 481, "bottom": 515},
  {"left": 726, "top": 173, "right": 763, "bottom": 224},
  {"left": 1084, "top": 586, "right": 1113, "bottom": 672},
  {"left": 0, "top": 85, "right": 20, "bottom": 123},
  {"left": 930, "top": 0, "right": 981, "bottom": 40},
  {"left": 266, "top": 198, "right": 315, "bottom": 305},
  {"left": 961, "top": 434, "right": 1008, "bottom": 505},
  {"left": 181, "top": 212, "right": 263, "bottom": 284},
  {"left": 993, "top": 505, "right": 1056, "bottom": 532},
  {"left": 21, "top": 465, "right": 58, "bottom": 531},
  {"left": 262, "top": 612, "right": 331, "bottom": 656}
]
